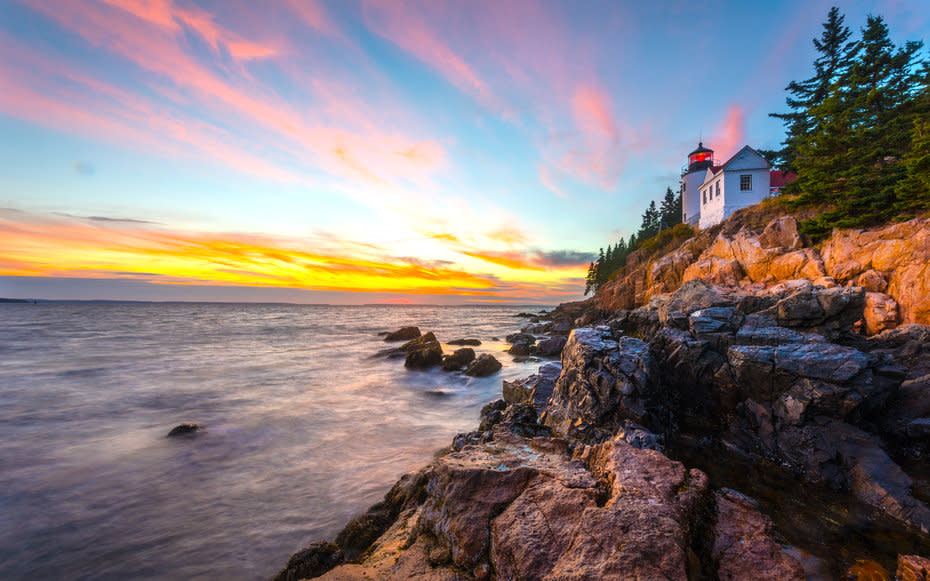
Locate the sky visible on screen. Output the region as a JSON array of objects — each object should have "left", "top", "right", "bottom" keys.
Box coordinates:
[{"left": 1, "top": 0, "right": 928, "bottom": 304}]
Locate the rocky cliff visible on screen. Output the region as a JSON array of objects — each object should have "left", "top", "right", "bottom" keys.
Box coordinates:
[
  {"left": 275, "top": 210, "right": 930, "bottom": 580},
  {"left": 593, "top": 211, "right": 930, "bottom": 336}
]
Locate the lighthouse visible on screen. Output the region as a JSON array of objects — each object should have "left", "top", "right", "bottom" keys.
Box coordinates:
[{"left": 681, "top": 142, "right": 713, "bottom": 226}]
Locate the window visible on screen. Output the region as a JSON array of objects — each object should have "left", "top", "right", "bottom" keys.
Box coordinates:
[
  {"left": 702, "top": 190, "right": 706, "bottom": 204},
  {"left": 740, "top": 174, "right": 752, "bottom": 191},
  {"left": 716, "top": 182, "right": 720, "bottom": 197}
]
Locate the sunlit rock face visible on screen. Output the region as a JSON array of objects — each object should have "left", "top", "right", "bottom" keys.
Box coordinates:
[{"left": 595, "top": 214, "right": 930, "bottom": 334}]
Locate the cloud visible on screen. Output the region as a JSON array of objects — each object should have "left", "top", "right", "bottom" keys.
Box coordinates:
[
  {"left": 8, "top": 2, "right": 447, "bottom": 190},
  {"left": 710, "top": 105, "right": 746, "bottom": 162},
  {"left": 361, "top": 0, "right": 498, "bottom": 109},
  {"left": 534, "top": 249, "right": 595, "bottom": 267}
]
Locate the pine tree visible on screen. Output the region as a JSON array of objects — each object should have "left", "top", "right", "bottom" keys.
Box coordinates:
[
  {"left": 895, "top": 63, "right": 930, "bottom": 214},
  {"left": 659, "top": 187, "right": 679, "bottom": 229},
  {"left": 787, "top": 14, "right": 927, "bottom": 238},
  {"left": 771, "top": 7, "right": 855, "bottom": 172}
]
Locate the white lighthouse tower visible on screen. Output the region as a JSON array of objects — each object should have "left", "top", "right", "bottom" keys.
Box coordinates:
[{"left": 681, "top": 142, "right": 713, "bottom": 226}]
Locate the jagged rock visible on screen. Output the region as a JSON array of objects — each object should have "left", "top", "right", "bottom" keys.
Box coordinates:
[
  {"left": 759, "top": 215, "right": 804, "bottom": 251},
  {"left": 655, "top": 279, "right": 736, "bottom": 323},
  {"left": 166, "top": 423, "right": 200, "bottom": 437},
  {"left": 821, "top": 218, "right": 930, "bottom": 325},
  {"left": 870, "top": 325, "right": 930, "bottom": 378},
  {"left": 403, "top": 332, "right": 443, "bottom": 369},
  {"left": 273, "top": 541, "right": 344, "bottom": 581},
  {"left": 447, "top": 338, "right": 481, "bottom": 346},
  {"left": 688, "top": 306, "right": 745, "bottom": 336},
  {"left": 898, "top": 554, "right": 930, "bottom": 581},
  {"left": 521, "top": 322, "right": 547, "bottom": 334},
  {"left": 535, "top": 335, "right": 567, "bottom": 356},
  {"left": 865, "top": 291, "right": 900, "bottom": 335},
  {"left": 614, "top": 421, "right": 662, "bottom": 450},
  {"left": 502, "top": 362, "right": 561, "bottom": 412},
  {"left": 711, "top": 488, "right": 806, "bottom": 580},
  {"left": 759, "top": 285, "right": 865, "bottom": 336},
  {"left": 774, "top": 419, "right": 930, "bottom": 533},
  {"left": 440, "top": 348, "right": 475, "bottom": 371},
  {"left": 491, "top": 437, "right": 710, "bottom": 580},
  {"left": 767, "top": 248, "right": 827, "bottom": 281},
  {"left": 463, "top": 354, "right": 501, "bottom": 377},
  {"left": 505, "top": 332, "right": 535, "bottom": 345},
  {"left": 542, "top": 328, "right": 654, "bottom": 436},
  {"left": 683, "top": 256, "right": 745, "bottom": 287},
  {"left": 549, "top": 318, "right": 572, "bottom": 335},
  {"left": 858, "top": 269, "right": 889, "bottom": 293},
  {"left": 383, "top": 326, "right": 421, "bottom": 342}
]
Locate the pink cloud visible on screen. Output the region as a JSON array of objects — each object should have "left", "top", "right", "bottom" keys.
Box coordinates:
[
  {"left": 572, "top": 84, "right": 618, "bottom": 141},
  {"left": 282, "top": 0, "right": 341, "bottom": 38},
  {"left": 361, "top": 0, "right": 494, "bottom": 107},
  {"left": 11, "top": 1, "right": 447, "bottom": 188},
  {"left": 710, "top": 105, "right": 746, "bottom": 162}
]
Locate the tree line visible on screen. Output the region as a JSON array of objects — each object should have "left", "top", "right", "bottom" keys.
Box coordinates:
[
  {"left": 771, "top": 7, "right": 930, "bottom": 239},
  {"left": 584, "top": 187, "right": 682, "bottom": 295}
]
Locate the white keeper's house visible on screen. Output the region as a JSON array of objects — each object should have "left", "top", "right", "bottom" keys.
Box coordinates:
[{"left": 680, "top": 142, "right": 796, "bottom": 229}]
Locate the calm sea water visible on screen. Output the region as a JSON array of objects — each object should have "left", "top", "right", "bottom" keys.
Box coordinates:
[{"left": 0, "top": 302, "right": 549, "bottom": 580}]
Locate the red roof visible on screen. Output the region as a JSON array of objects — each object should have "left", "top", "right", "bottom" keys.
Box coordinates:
[
  {"left": 770, "top": 170, "right": 797, "bottom": 188},
  {"left": 710, "top": 165, "right": 723, "bottom": 175}
]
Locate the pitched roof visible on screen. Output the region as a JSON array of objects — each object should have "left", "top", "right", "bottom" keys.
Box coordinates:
[{"left": 770, "top": 170, "right": 797, "bottom": 188}]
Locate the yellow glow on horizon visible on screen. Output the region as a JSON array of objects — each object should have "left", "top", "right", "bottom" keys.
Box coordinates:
[{"left": 0, "top": 212, "right": 586, "bottom": 301}]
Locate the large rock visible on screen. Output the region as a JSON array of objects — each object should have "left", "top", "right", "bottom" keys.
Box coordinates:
[
  {"left": 535, "top": 335, "right": 567, "bottom": 356},
  {"left": 493, "top": 438, "right": 710, "bottom": 580},
  {"left": 383, "top": 326, "right": 421, "bottom": 342},
  {"left": 542, "top": 327, "right": 654, "bottom": 438},
  {"left": 712, "top": 488, "right": 806, "bottom": 580},
  {"left": 683, "top": 256, "right": 745, "bottom": 287},
  {"left": 864, "top": 291, "right": 899, "bottom": 335},
  {"left": 821, "top": 218, "right": 930, "bottom": 325},
  {"left": 502, "top": 362, "right": 561, "bottom": 411},
  {"left": 440, "top": 348, "right": 475, "bottom": 371},
  {"left": 463, "top": 353, "right": 501, "bottom": 377},
  {"left": 402, "top": 332, "right": 443, "bottom": 369},
  {"left": 759, "top": 285, "right": 865, "bottom": 336}
]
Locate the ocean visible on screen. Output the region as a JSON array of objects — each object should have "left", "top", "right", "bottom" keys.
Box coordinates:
[{"left": 0, "top": 302, "right": 549, "bottom": 580}]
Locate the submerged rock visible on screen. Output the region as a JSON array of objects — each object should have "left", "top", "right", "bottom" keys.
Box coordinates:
[
  {"left": 383, "top": 326, "right": 421, "bottom": 342},
  {"left": 447, "top": 338, "right": 481, "bottom": 346},
  {"left": 166, "top": 423, "right": 200, "bottom": 437}
]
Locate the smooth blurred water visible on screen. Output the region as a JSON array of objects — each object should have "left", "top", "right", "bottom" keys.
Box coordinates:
[{"left": 0, "top": 302, "right": 549, "bottom": 580}]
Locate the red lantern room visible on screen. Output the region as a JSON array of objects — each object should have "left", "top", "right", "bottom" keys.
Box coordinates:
[{"left": 688, "top": 142, "right": 714, "bottom": 173}]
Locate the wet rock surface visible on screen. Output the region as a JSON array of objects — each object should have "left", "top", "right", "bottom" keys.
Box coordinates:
[
  {"left": 383, "top": 326, "right": 421, "bottom": 342},
  {"left": 166, "top": 423, "right": 200, "bottom": 437},
  {"left": 463, "top": 353, "right": 502, "bottom": 377}
]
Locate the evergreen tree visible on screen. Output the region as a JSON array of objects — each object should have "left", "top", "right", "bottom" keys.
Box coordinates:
[
  {"left": 638, "top": 200, "right": 660, "bottom": 240},
  {"left": 659, "top": 187, "right": 679, "bottom": 229},
  {"left": 770, "top": 7, "right": 855, "bottom": 172},
  {"left": 787, "top": 14, "right": 927, "bottom": 238},
  {"left": 895, "top": 63, "right": 930, "bottom": 214}
]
